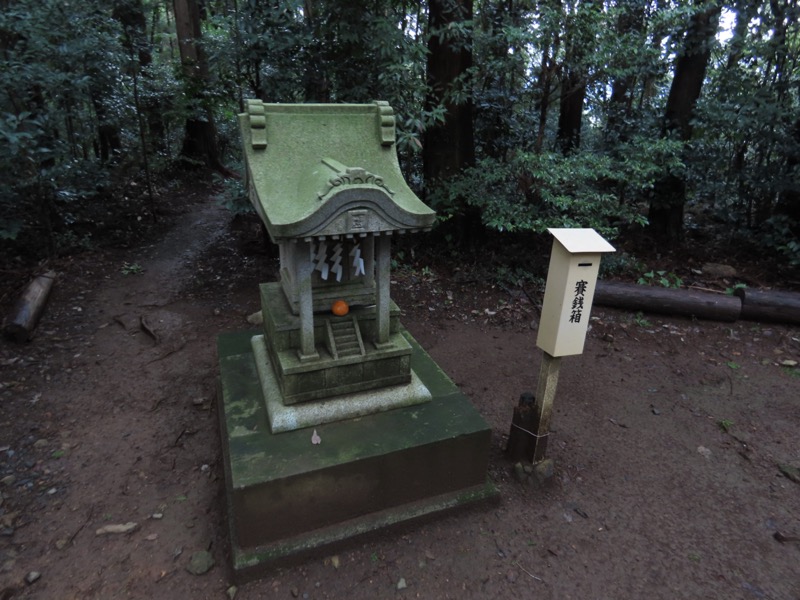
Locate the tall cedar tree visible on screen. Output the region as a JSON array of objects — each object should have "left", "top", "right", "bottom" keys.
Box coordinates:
[
  {"left": 173, "top": 0, "right": 227, "bottom": 174},
  {"left": 424, "top": 0, "right": 477, "bottom": 241},
  {"left": 556, "top": 0, "right": 600, "bottom": 155},
  {"left": 647, "top": 3, "right": 720, "bottom": 244}
]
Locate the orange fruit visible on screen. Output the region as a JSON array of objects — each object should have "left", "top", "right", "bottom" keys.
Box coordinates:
[{"left": 331, "top": 299, "right": 349, "bottom": 316}]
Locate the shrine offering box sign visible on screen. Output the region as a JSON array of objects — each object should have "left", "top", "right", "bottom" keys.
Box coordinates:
[{"left": 536, "top": 228, "right": 615, "bottom": 357}]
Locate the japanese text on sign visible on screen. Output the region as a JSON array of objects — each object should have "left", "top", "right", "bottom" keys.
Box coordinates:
[{"left": 569, "top": 280, "right": 588, "bottom": 323}]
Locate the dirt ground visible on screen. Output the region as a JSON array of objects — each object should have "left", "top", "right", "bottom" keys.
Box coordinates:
[{"left": 1, "top": 190, "right": 799, "bottom": 600}]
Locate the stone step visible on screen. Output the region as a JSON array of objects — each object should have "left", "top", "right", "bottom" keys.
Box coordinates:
[
  {"left": 326, "top": 316, "right": 365, "bottom": 359},
  {"left": 338, "top": 347, "right": 362, "bottom": 357}
]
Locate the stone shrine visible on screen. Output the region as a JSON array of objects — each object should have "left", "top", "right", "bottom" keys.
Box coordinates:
[{"left": 217, "top": 101, "right": 495, "bottom": 580}]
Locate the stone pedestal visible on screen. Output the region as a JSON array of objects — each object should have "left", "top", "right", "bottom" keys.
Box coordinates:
[{"left": 217, "top": 329, "right": 497, "bottom": 582}]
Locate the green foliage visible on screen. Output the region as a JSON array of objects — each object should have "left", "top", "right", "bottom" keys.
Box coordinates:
[
  {"left": 637, "top": 270, "right": 683, "bottom": 288},
  {"left": 724, "top": 283, "right": 747, "bottom": 295},
  {"left": 427, "top": 138, "right": 676, "bottom": 237},
  {"left": 493, "top": 266, "right": 542, "bottom": 290},
  {"left": 213, "top": 169, "right": 253, "bottom": 216},
  {"left": 0, "top": 0, "right": 798, "bottom": 275},
  {"left": 121, "top": 262, "right": 144, "bottom": 275},
  {"left": 0, "top": 1, "right": 152, "bottom": 255}
]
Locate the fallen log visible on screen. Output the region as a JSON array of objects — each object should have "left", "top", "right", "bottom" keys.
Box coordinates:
[
  {"left": 734, "top": 288, "right": 800, "bottom": 325},
  {"left": 594, "top": 281, "right": 741, "bottom": 322},
  {"left": 3, "top": 271, "right": 56, "bottom": 342}
]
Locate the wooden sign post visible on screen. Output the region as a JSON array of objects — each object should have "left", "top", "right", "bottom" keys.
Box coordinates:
[{"left": 531, "top": 229, "right": 615, "bottom": 464}]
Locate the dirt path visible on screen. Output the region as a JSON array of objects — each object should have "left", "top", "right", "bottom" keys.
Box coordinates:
[{"left": 1, "top": 195, "right": 799, "bottom": 599}]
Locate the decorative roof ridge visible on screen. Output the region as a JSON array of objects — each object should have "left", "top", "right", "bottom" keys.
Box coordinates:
[{"left": 317, "top": 157, "right": 394, "bottom": 201}]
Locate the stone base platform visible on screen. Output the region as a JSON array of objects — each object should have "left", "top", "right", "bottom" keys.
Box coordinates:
[{"left": 217, "top": 329, "right": 497, "bottom": 582}]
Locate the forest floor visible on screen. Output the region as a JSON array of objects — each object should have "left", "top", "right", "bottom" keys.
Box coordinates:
[{"left": 1, "top": 185, "right": 799, "bottom": 600}]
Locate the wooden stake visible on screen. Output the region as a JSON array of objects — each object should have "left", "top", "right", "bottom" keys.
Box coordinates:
[{"left": 532, "top": 352, "right": 561, "bottom": 464}]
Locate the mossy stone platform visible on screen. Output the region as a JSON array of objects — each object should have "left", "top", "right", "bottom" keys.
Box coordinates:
[{"left": 217, "top": 329, "right": 496, "bottom": 582}]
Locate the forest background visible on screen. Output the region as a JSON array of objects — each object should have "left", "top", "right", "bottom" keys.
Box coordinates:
[{"left": 1, "top": 0, "right": 799, "bottom": 283}]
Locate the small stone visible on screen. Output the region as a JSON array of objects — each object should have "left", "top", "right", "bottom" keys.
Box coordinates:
[
  {"left": 191, "top": 397, "right": 206, "bottom": 406},
  {"left": 697, "top": 446, "right": 712, "bottom": 459},
  {"left": 512, "top": 462, "right": 527, "bottom": 483},
  {"left": 780, "top": 359, "right": 798, "bottom": 367},
  {"left": 290, "top": 588, "right": 299, "bottom": 598},
  {"left": 96, "top": 522, "right": 138, "bottom": 535},
  {"left": 226, "top": 585, "right": 238, "bottom": 599},
  {"left": 533, "top": 459, "right": 555, "bottom": 483},
  {"left": 186, "top": 550, "right": 215, "bottom": 575},
  {"left": 396, "top": 577, "right": 407, "bottom": 590},
  {"left": 1, "top": 475, "right": 15, "bottom": 486},
  {"left": 25, "top": 571, "right": 41, "bottom": 584},
  {"left": 246, "top": 310, "right": 263, "bottom": 325},
  {"left": 145, "top": 533, "right": 158, "bottom": 541},
  {"left": 330, "top": 555, "right": 340, "bottom": 569},
  {"left": 55, "top": 539, "right": 68, "bottom": 550},
  {"left": 702, "top": 263, "right": 737, "bottom": 278},
  {"left": 152, "top": 513, "right": 164, "bottom": 520},
  {"left": 506, "top": 569, "right": 517, "bottom": 583},
  {"left": 33, "top": 439, "right": 48, "bottom": 449}
]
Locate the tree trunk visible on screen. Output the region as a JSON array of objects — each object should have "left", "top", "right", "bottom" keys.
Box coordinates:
[
  {"left": 605, "top": 0, "right": 646, "bottom": 142},
  {"left": 556, "top": 0, "right": 599, "bottom": 155},
  {"left": 302, "top": 0, "right": 330, "bottom": 102},
  {"left": 423, "top": 0, "right": 476, "bottom": 242},
  {"left": 424, "top": 0, "right": 475, "bottom": 183},
  {"left": 775, "top": 117, "right": 800, "bottom": 222},
  {"left": 113, "top": 0, "right": 166, "bottom": 149},
  {"left": 647, "top": 4, "right": 720, "bottom": 244},
  {"left": 556, "top": 68, "right": 587, "bottom": 155},
  {"left": 173, "top": 0, "right": 225, "bottom": 173}
]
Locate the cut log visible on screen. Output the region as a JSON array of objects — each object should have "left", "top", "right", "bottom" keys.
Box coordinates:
[
  {"left": 3, "top": 271, "right": 56, "bottom": 342},
  {"left": 734, "top": 288, "right": 800, "bottom": 325},
  {"left": 594, "top": 281, "right": 741, "bottom": 322}
]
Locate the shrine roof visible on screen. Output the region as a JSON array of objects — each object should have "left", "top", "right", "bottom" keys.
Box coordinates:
[{"left": 239, "top": 101, "right": 436, "bottom": 241}]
